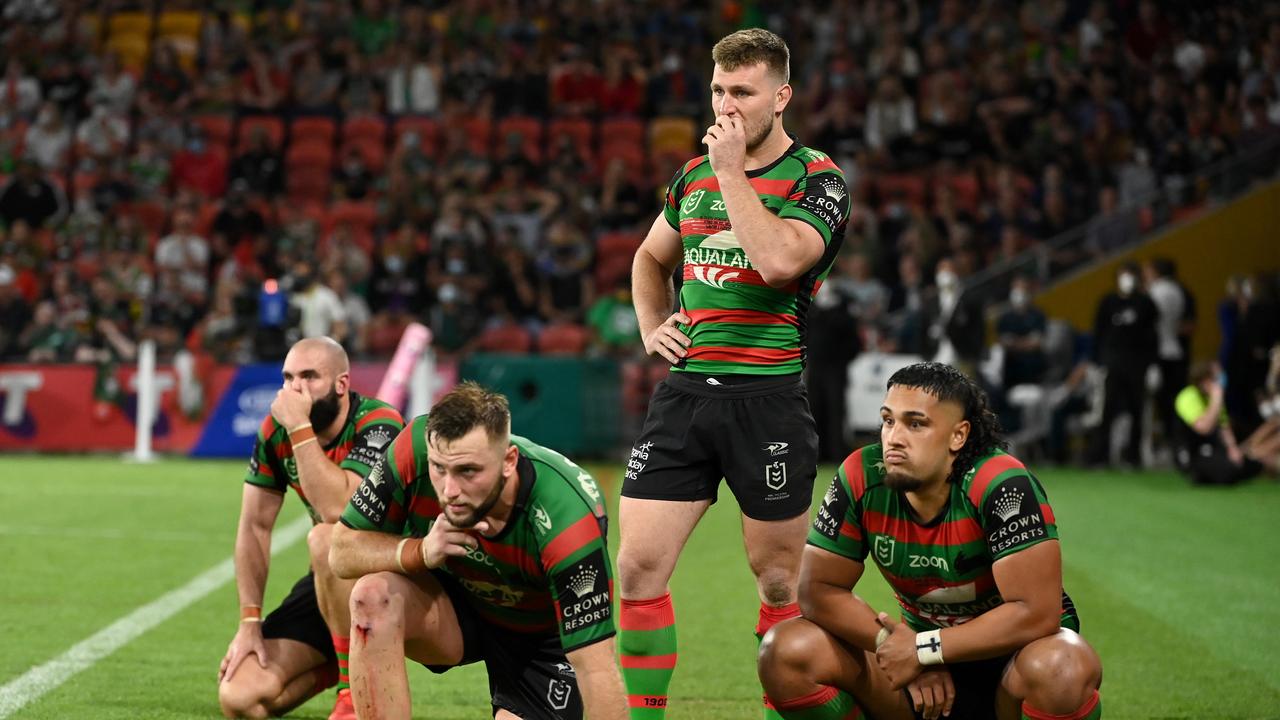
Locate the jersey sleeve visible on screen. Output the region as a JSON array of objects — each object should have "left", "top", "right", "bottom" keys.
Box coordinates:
[
  {"left": 807, "top": 454, "right": 867, "bottom": 561},
  {"left": 244, "top": 417, "right": 286, "bottom": 493},
  {"left": 339, "top": 420, "right": 420, "bottom": 535},
  {"left": 339, "top": 405, "right": 407, "bottom": 478},
  {"left": 538, "top": 479, "right": 616, "bottom": 653},
  {"left": 972, "top": 464, "right": 1058, "bottom": 561},
  {"left": 777, "top": 154, "right": 850, "bottom": 246},
  {"left": 661, "top": 159, "right": 702, "bottom": 230}
]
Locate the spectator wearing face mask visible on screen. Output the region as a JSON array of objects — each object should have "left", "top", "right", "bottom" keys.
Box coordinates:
[
  {"left": 996, "top": 275, "right": 1048, "bottom": 390},
  {"left": 920, "top": 255, "right": 985, "bottom": 377},
  {"left": 1087, "top": 262, "right": 1158, "bottom": 468}
]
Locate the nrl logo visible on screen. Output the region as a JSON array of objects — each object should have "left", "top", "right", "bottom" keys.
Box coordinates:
[
  {"left": 874, "top": 535, "right": 895, "bottom": 565},
  {"left": 681, "top": 189, "right": 706, "bottom": 214},
  {"left": 692, "top": 266, "right": 740, "bottom": 289},
  {"left": 765, "top": 461, "right": 787, "bottom": 490}
]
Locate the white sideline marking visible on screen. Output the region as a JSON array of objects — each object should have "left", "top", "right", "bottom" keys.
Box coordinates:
[{"left": 0, "top": 515, "right": 312, "bottom": 718}]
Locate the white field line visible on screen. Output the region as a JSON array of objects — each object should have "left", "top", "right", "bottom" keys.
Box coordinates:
[{"left": 0, "top": 515, "right": 312, "bottom": 718}]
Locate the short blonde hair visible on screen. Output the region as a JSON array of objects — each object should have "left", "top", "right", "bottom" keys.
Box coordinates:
[{"left": 711, "top": 28, "right": 790, "bottom": 83}]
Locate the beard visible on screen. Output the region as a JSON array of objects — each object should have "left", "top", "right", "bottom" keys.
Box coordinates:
[
  {"left": 308, "top": 384, "right": 342, "bottom": 430},
  {"left": 744, "top": 113, "right": 773, "bottom": 151},
  {"left": 884, "top": 470, "right": 926, "bottom": 492},
  {"left": 445, "top": 472, "right": 506, "bottom": 528}
]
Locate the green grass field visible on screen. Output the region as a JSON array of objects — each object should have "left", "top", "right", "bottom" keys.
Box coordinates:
[{"left": 1, "top": 457, "right": 1278, "bottom": 719}]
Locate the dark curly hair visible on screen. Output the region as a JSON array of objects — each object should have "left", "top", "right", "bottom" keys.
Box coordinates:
[{"left": 886, "top": 362, "right": 1007, "bottom": 484}]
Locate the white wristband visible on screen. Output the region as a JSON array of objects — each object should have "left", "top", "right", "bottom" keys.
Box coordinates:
[{"left": 916, "top": 629, "right": 944, "bottom": 666}]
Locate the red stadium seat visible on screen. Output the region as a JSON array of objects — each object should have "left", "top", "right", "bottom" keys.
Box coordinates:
[
  {"left": 461, "top": 116, "right": 493, "bottom": 157},
  {"left": 539, "top": 323, "right": 590, "bottom": 356},
  {"left": 286, "top": 171, "right": 332, "bottom": 204},
  {"left": 324, "top": 200, "right": 378, "bottom": 235},
  {"left": 342, "top": 115, "right": 388, "bottom": 147},
  {"left": 340, "top": 138, "right": 387, "bottom": 174},
  {"left": 876, "top": 173, "right": 928, "bottom": 213},
  {"left": 546, "top": 117, "right": 594, "bottom": 162},
  {"left": 594, "top": 254, "right": 633, "bottom": 294},
  {"left": 290, "top": 117, "right": 336, "bottom": 147},
  {"left": 496, "top": 115, "right": 544, "bottom": 162},
  {"left": 236, "top": 115, "right": 285, "bottom": 153},
  {"left": 392, "top": 117, "right": 440, "bottom": 157},
  {"left": 600, "top": 117, "right": 645, "bottom": 148},
  {"left": 286, "top": 140, "right": 334, "bottom": 171},
  {"left": 476, "top": 323, "right": 533, "bottom": 354},
  {"left": 942, "top": 173, "right": 981, "bottom": 213},
  {"left": 123, "top": 201, "right": 170, "bottom": 237},
  {"left": 191, "top": 115, "right": 233, "bottom": 150},
  {"left": 598, "top": 141, "right": 646, "bottom": 175},
  {"left": 72, "top": 170, "right": 100, "bottom": 201}
]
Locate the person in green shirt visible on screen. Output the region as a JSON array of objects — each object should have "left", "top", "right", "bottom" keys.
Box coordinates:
[{"left": 1173, "top": 361, "right": 1280, "bottom": 484}]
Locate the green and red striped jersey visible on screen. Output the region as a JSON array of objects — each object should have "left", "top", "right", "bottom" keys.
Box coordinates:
[
  {"left": 808, "top": 444, "right": 1079, "bottom": 632},
  {"left": 339, "top": 416, "right": 615, "bottom": 653},
  {"left": 244, "top": 391, "right": 406, "bottom": 524},
  {"left": 662, "top": 141, "right": 850, "bottom": 375}
]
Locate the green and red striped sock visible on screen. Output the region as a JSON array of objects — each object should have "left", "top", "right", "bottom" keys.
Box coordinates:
[
  {"left": 332, "top": 635, "right": 350, "bottom": 692},
  {"left": 619, "top": 594, "right": 677, "bottom": 719},
  {"left": 768, "top": 686, "right": 861, "bottom": 720},
  {"left": 756, "top": 602, "right": 802, "bottom": 720},
  {"left": 1022, "top": 690, "right": 1101, "bottom": 720}
]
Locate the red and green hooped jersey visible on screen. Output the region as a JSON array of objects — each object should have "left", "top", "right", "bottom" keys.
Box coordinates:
[
  {"left": 245, "top": 391, "right": 406, "bottom": 524},
  {"left": 340, "top": 416, "right": 615, "bottom": 653},
  {"left": 808, "top": 444, "right": 1079, "bottom": 632},
  {"left": 662, "top": 141, "right": 851, "bottom": 376}
]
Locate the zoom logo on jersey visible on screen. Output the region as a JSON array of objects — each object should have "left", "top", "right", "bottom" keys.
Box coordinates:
[
  {"left": 691, "top": 266, "right": 740, "bottom": 289},
  {"left": 556, "top": 549, "right": 612, "bottom": 635},
  {"left": 548, "top": 678, "right": 573, "bottom": 711}
]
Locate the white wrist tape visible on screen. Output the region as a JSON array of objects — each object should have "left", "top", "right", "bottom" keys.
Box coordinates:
[{"left": 915, "top": 629, "right": 944, "bottom": 665}]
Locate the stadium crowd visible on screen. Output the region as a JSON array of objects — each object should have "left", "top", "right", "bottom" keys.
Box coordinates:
[{"left": 0, "top": 0, "right": 1278, "bottom": 471}]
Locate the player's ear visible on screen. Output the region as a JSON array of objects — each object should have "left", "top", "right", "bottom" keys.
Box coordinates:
[
  {"left": 775, "top": 83, "right": 792, "bottom": 116},
  {"left": 335, "top": 371, "right": 350, "bottom": 396},
  {"left": 503, "top": 443, "right": 519, "bottom": 476},
  {"left": 950, "top": 419, "right": 970, "bottom": 454}
]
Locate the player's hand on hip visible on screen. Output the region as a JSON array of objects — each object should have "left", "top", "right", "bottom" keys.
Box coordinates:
[
  {"left": 270, "top": 385, "right": 313, "bottom": 430},
  {"left": 873, "top": 611, "right": 923, "bottom": 689},
  {"left": 422, "top": 514, "right": 491, "bottom": 569},
  {"left": 906, "top": 667, "right": 955, "bottom": 719},
  {"left": 218, "top": 622, "right": 268, "bottom": 683},
  {"left": 642, "top": 312, "right": 692, "bottom": 365},
  {"left": 703, "top": 114, "right": 746, "bottom": 177}
]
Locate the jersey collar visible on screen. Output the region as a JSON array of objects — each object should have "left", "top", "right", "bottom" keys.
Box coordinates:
[
  {"left": 489, "top": 448, "right": 536, "bottom": 542},
  {"left": 745, "top": 132, "right": 799, "bottom": 178}
]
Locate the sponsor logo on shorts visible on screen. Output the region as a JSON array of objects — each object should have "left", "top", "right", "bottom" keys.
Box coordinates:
[
  {"left": 624, "top": 442, "right": 652, "bottom": 482},
  {"left": 764, "top": 441, "right": 790, "bottom": 457},
  {"left": 765, "top": 461, "right": 787, "bottom": 490},
  {"left": 553, "top": 661, "right": 575, "bottom": 677},
  {"left": 874, "top": 534, "right": 895, "bottom": 565},
  {"left": 548, "top": 677, "right": 573, "bottom": 711}
]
